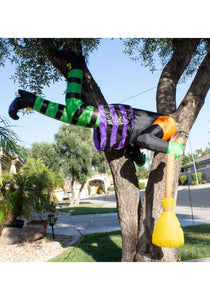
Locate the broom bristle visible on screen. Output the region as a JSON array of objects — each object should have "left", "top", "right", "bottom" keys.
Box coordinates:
[{"left": 152, "top": 198, "right": 184, "bottom": 248}]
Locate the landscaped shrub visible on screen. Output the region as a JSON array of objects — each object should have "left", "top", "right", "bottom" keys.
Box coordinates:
[
  {"left": 179, "top": 175, "right": 188, "bottom": 185},
  {"left": 191, "top": 181, "right": 197, "bottom": 185},
  {"left": 88, "top": 185, "right": 91, "bottom": 195},
  {"left": 191, "top": 172, "right": 201, "bottom": 183},
  {"left": 139, "top": 182, "right": 145, "bottom": 190},
  {"left": 101, "top": 184, "right": 106, "bottom": 193},
  {"left": 108, "top": 186, "right": 115, "bottom": 192},
  {"left": 191, "top": 172, "right": 206, "bottom": 184}
]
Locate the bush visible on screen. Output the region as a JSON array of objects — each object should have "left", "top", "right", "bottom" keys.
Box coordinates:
[
  {"left": 0, "top": 172, "right": 37, "bottom": 224},
  {"left": 0, "top": 206, "right": 6, "bottom": 227},
  {"left": 88, "top": 185, "right": 91, "bottom": 195},
  {"left": 191, "top": 172, "right": 206, "bottom": 184},
  {"left": 51, "top": 192, "right": 59, "bottom": 203},
  {"left": 179, "top": 175, "right": 188, "bottom": 185},
  {"left": 191, "top": 172, "right": 201, "bottom": 183},
  {"left": 101, "top": 184, "right": 106, "bottom": 193},
  {"left": 139, "top": 182, "right": 145, "bottom": 190},
  {"left": 108, "top": 186, "right": 115, "bottom": 192},
  {"left": 191, "top": 181, "right": 197, "bottom": 185},
  {"left": 0, "top": 159, "right": 59, "bottom": 226}
]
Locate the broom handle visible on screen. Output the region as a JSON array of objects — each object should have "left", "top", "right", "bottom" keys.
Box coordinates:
[
  {"left": 165, "top": 154, "right": 175, "bottom": 198},
  {"left": 165, "top": 137, "right": 183, "bottom": 198}
]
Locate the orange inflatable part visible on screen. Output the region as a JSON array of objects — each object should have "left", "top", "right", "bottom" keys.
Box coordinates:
[{"left": 153, "top": 116, "right": 177, "bottom": 141}]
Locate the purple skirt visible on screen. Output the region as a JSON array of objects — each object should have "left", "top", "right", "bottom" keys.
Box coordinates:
[{"left": 93, "top": 104, "right": 134, "bottom": 151}]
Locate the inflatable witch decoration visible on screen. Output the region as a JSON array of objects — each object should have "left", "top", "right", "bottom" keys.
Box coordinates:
[{"left": 8, "top": 50, "right": 183, "bottom": 165}]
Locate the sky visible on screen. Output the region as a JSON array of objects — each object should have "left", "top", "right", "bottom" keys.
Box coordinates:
[{"left": 1, "top": 38, "right": 210, "bottom": 155}]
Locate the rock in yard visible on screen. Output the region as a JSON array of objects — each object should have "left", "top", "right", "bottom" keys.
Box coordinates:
[{"left": 0, "top": 225, "right": 46, "bottom": 245}]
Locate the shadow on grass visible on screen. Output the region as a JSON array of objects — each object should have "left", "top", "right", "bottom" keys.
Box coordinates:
[
  {"left": 50, "top": 231, "right": 122, "bottom": 262},
  {"left": 76, "top": 232, "right": 122, "bottom": 262},
  {"left": 183, "top": 224, "right": 210, "bottom": 234}
]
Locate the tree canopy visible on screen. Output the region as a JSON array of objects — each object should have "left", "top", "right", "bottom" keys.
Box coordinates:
[
  {"left": 123, "top": 38, "right": 210, "bottom": 79},
  {"left": 28, "top": 142, "right": 60, "bottom": 173},
  {"left": 0, "top": 38, "right": 100, "bottom": 94},
  {"left": 2, "top": 38, "right": 210, "bottom": 94},
  {"left": 54, "top": 125, "right": 93, "bottom": 184}
]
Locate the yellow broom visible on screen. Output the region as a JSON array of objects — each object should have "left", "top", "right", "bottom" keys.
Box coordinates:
[{"left": 152, "top": 138, "right": 184, "bottom": 248}]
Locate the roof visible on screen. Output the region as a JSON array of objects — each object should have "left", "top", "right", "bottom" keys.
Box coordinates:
[{"left": 182, "top": 153, "right": 210, "bottom": 169}]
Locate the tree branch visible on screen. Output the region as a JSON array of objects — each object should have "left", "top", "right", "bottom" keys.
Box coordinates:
[
  {"left": 176, "top": 49, "right": 210, "bottom": 132},
  {"left": 39, "top": 38, "right": 107, "bottom": 106},
  {"left": 39, "top": 38, "right": 69, "bottom": 79},
  {"left": 156, "top": 39, "right": 201, "bottom": 114}
]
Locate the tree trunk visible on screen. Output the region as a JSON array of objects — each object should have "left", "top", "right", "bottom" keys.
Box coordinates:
[
  {"left": 105, "top": 150, "right": 140, "bottom": 261},
  {"left": 74, "top": 183, "right": 85, "bottom": 206},
  {"left": 69, "top": 180, "right": 75, "bottom": 206}
]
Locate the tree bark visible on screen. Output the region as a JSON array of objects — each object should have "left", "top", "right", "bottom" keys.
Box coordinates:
[
  {"left": 69, "top": 180, "right": 75, "bottom": 207},
  {"left": 106, "top": 150, "right": 140, "bottom": 262},
  {"left": 74, "top": 183, "right": 85, "bottom": 206},
  {"left": 176, "top": 49, "right": 210, "bottom": 128},
  {"left": 156, "top": 38, "right": 200, "bottom": 114}
]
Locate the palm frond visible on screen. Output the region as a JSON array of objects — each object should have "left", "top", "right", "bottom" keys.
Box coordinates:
[{"left": 0, "top": 116, "right": 19, "bottom": 153}]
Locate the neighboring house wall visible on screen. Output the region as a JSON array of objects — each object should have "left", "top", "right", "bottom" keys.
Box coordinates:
[
  {"left": 180, "top": 167, "right": 210, "bottom": 184},
  {"left": 0, "top": 148, "right": 24, "bottom": 177},
  {"left": 180, "top": 154, "right": 210, "bottom": 184}
]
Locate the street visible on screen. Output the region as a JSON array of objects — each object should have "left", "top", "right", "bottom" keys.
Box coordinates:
[
  {"left": 177, "top": 185, "right": 210, "bottom": 207},
  {"left": 49, "top": 184, "right": 210, "bottom": 238},
  {"left": 79, "top": 184, "right": 210, "bottom": 208}
]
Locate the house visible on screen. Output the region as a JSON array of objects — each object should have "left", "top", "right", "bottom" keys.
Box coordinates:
[
  {"left": 54, "top": 173, "right": 113, "bottom": 201},
  {"left": 180, "top": 154, "right": 210, "bottom": 183},
  {"left": 88, "top": 173, "right": 113, "bottom": 195},
  {"left": 182, "top": 154, "right": 210, "bottom": 172},
  {"left": 0, "top": 148, "right": 24, "bottom": 177}
]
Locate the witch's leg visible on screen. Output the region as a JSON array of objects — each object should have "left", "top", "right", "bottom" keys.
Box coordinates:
[
  {"left": 9, "top": 67, "right": 100, "bottom": 128},
  {"left": 64, "top": 67, "right": 100, "bottom": 128}
]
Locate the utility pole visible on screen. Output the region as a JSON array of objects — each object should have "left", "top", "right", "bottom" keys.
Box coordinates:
[{"left": 189, "top": 137, "right": 199, "bottom": 185}]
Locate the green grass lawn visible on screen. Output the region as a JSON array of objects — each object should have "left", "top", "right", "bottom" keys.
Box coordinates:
[
  {"left": 49, "top": 231, "right": 122, "bottom": 262},
  {"left": 57, "top": 204, "right": 117, "bottom": 215},
  {"left": 48, "top": 224, "right": 210, "bottom": 262},
  {"left": 178, "top": 224, "right": 210, "bottom": 261}
]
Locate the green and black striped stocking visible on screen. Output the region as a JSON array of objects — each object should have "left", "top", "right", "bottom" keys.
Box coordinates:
[{"left": 33, "top": 67, "right": 100, "bottom": 129}]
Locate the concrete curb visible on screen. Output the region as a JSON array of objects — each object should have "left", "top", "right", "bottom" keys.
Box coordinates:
[{"left": 183, "top": 257, "right": 210, "bottom": 262}]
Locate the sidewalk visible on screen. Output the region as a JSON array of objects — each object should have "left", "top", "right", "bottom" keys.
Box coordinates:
[
  {"left": 178, "top": 182, "right": 210, "bottom": 191},
  {"left": 47, "top": 212, "right": 121, "bottom": 244},
  {"left": 48, "top": 206, "right": 210, "bottom": 238},
  {"left": 176, "top": 206, "right": 210, "bottom": 226}
]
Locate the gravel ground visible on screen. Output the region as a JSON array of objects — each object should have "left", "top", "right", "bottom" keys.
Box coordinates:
[
  {"left": 0, "top": 233, "right": 73, "bottom": 262},
  {"left": 0, "top": 211, "right": 74, "bottom": 262}
]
